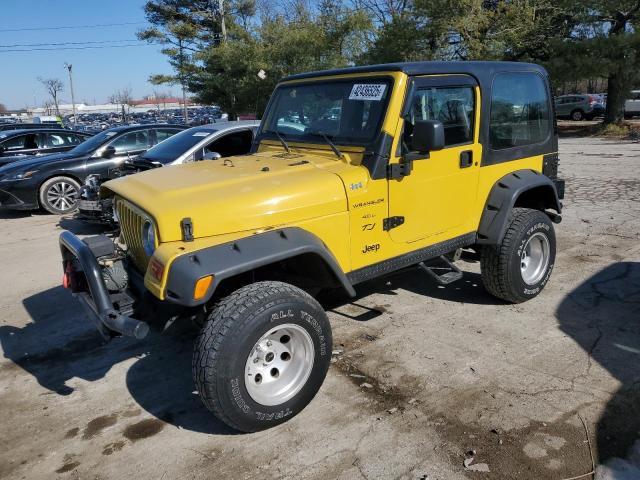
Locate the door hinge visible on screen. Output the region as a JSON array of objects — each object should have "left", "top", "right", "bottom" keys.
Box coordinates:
[
  {"left": 383, "top": 216, "right": 405, "bottom": 231},
  {"left": 387, "top": 161, "right": 412, "bottom": 180}
]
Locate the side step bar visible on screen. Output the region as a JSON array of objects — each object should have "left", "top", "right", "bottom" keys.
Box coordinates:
[{"left": 418, "top": 255, "right": 463, "bottom": 285}]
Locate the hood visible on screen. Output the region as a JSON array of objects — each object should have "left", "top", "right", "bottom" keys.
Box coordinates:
[
  {"left": 0, "top": 152, "right": 76, "bottom": 173},
  {"left": 104, "top": 151, "right": 351, "bottom": 242}
]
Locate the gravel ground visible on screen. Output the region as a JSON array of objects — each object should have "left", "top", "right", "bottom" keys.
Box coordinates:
[{"left": 0, "top": 137, "right": 639, "bottom": 480}]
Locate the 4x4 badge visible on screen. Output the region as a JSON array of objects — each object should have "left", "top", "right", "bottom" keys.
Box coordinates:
[{"left": 350, "top": 182, "right": 363, "bottom": 190}]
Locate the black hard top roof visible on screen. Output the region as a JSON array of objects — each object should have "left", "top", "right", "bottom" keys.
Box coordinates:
[{"left": 282, "top": 61, "right": 547, "bottom": 82}]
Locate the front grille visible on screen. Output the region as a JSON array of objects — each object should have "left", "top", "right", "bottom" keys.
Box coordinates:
[{"left": 116, "top": 198, "right": 150, "bottom": 272}]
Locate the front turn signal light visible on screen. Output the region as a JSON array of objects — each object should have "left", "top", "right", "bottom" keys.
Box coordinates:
[{"left": 194, "top": 275, "right": 213, "bottom": 300}]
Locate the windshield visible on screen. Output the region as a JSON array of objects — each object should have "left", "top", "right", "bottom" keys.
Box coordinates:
[
  {"left": 261, "top": 78, "right": 392, "bottom": 146},
  {"left": 142, "top": 128, "right": 214, "bottom": 164},
  {"left": 68, "top": 130, "right": 118, "bottom": 155}
]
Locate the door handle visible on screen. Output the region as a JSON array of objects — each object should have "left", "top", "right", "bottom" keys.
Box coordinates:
[{"left": 460, "top": 150, "right": 473, "bottom": 168}]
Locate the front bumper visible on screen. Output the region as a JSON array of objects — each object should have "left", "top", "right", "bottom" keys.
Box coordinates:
[
  {"left": 0, "top": 180, "right": 39, "bottom": 210},
  {"left": 59, "top": 231, "right": 149, "bottom": 339}
]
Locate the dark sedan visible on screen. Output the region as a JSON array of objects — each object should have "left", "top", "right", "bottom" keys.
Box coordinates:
[
  {"left": 0, "top": 129, "right": 92, "bottom": 164},
  {"left": 0, "top": 124, "right": 185, "bottom": 214}
]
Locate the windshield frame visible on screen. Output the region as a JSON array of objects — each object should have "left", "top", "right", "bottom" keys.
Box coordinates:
[{"left": 257, "top": 76, "right": 395, "bottom": 150}]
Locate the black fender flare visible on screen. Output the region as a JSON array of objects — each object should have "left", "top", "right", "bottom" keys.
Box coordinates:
[
  {"left": 164, "top": 227, "right": 356, "bottom": 306},
  {"left": 476, "top": 169, "right": 562, "bottom": 245}
]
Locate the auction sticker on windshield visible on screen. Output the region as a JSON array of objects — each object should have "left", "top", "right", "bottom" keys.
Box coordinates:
[{"left": 349, "top": 84, "right": 386, "bottom": 101}]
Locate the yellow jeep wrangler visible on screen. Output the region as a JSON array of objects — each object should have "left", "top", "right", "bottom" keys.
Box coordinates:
[{"left": 59, "top": 61, "right": 564, "bottom": 432}]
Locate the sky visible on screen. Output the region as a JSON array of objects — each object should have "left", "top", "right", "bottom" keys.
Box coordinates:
[{"left": 0, "top": 0, "right": 172, "bottom": 110}]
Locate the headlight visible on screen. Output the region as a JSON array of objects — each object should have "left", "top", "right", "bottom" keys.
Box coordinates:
[
  {"left": 2, "top": 170, "right": 37, "bottom": 181},
  {"left": 142, "top": 220, "right": 156, "bottom": 256}
]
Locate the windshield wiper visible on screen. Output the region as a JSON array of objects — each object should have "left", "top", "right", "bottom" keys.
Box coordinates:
[
  {"left": 309, "top": 130, "right": 343, "bottom": 160},
  {"left": 265, "top": 129, "right": 290, "bottom": 154}
]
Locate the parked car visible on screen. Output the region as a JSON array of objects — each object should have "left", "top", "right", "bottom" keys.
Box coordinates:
[
  {"left": 0, "top": 124, "right": 185, "bottom": 214},
  {"left": 77, "top": 120, "right": 259, "bottom": 225},
  {"left": 0, "top": 129, "right": 92, "bottom": 165},
  {"left": 59, "top": 61, "right": 563, "bottom": 432},
  {"left": 554, "top": 94, "right": 605, "bottom": 121},
  {"left": 624, "top": 90, "right": 640, "bottom": 118}
]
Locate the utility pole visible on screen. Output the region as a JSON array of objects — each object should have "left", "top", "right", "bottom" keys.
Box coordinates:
[{"left": 63, "top": 63, "right": 77, "bottom": 126}]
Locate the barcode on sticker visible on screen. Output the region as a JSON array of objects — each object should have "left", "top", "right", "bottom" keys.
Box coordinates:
[{"left": 349, "top": 84, "right": 386, "bottom": 101}]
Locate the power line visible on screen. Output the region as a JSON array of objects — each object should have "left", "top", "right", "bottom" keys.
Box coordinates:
[
  {"left": 0, "top": 21, "right": 148, "bottom": 33},
  {"left": 0, "top": 43, "right": 160, "bottom": 53},
  {"left": 0, "top": 39, "right": 143, "bottom": 48}
]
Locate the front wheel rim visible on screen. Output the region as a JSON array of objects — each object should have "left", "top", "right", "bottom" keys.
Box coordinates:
[
  {"left": 245, "top": 323, "right": 314, "bottom": 407},
  {"left": 520, "top": 232, "right": 551, "bottom": 285},
  {"left": 47, "top": 181, "right": 78, "bottom": 211}
]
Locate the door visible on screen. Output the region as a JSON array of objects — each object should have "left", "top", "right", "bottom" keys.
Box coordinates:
[{"left": 388, "top": 75, "right": 481, "bottom": 243}]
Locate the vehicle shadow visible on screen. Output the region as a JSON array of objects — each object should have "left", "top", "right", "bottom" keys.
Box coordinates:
[
  {"left": 555, "top": 262, "right": 640, "bottom": 464},
  {"left": 57, "top": 216, "right": 111, "bottom": 236},
  {"left": 1, "top": 286, "right": 234, "bottom": 435},
  {"left": 330, "top": 263, "right": 505, "bottom": 312},
  {"left": 0, "top": 209, "right": 43, "bottom": 219}
]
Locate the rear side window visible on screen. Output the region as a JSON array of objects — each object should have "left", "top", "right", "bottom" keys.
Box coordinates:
[
  {"left": 490, "top": 73, "right": 550, "bottom": 150},
  {"left": 46, "top": 132, "right": 83, "bottom": 147},
  {"left": 110, "top": 130, "right": 150, "bottom": 153}
]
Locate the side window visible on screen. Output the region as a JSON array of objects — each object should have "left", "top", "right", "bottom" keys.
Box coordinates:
[
  {"left": 2, "top": 134, "right": 39, "bottom": 151},
  {"left": 490, "top": 73, "right": 551, "bottom": 150},
  {"left": 46, "top": 133, "right": 81, "bottom": 147},
  {"left": 405, "top": 86, "right": 475, "bottom": 148},
  {"left": 1, "top": 135, "right": 28, "bottom": 151},
  {"left": 155, "top": 128, "right": 179, "bottom": 144},
  {"left": 110, "top": 130, "right": 150, "bottom": 153},
  {"left": 633, "top": 92, "right": 640, "bottom": 100},
  {"left": 205, "top": 130, "right": 254, "bottom": 157}
]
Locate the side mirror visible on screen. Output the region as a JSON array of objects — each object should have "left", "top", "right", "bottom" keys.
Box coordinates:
[
  {"left": 203, "top": 151, "right": 222, "bottom": 161},
  {"left": 102, "top": 146, "right": 116, "bottom": 158},
  {"left": 410, "top": 120, "right": 445, "bottom": 153}
]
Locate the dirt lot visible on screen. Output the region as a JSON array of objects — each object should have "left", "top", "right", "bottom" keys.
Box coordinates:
[{"left": 1, "top": 137, "right": 639, "bottom": 480}]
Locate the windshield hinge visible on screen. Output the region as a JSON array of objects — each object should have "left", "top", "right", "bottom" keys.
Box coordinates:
[
  {"left": 383, "top": 216, "right": 405, "bottom": 231},
  {"left": 181, "top": 217, "right": 194, "bottom": 242},
  {"left": 387, "top": 161, "right": 412, "bottom": 180}
]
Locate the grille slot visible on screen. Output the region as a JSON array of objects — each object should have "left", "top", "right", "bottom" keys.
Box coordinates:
[{"left": 116, "top": 198, "right": 150, "bottom": 272}]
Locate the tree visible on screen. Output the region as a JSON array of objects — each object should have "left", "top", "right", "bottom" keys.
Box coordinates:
[
  {"left": 38, "top": 77, "right": 64, "bottom": 117},
  {"left": 192, "top": 1, "right": 371, "bottom": 118},
  {"left": 110, "top": 87, "right": 134, "bottom": 122},
  {"left": 547, "top": 1, "right": 640, "bottom": 124}
]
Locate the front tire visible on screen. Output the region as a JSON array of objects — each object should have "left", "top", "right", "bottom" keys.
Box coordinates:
[
  {"left": 39, "top": 176, "right": 81, "bottom": 214},
  {"left": 193, "top": 281, "right": 332, "bottom": 432},
  {"left": 480, "top": 208, "right": 556, "bottom": 303}
]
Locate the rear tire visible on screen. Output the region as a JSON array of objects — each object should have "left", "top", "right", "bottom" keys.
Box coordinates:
[
  {"left": 193, "top": 281, "right": 332, "bottom": 432},
  {"left": 39, "top": 176, "right": 81, "bottom": 214},
  {"left": 480, "top": 208, "right": 556, "bottom": 303},
  {"left": 571, "top": 109, "right": 585, "bottom": 121}
]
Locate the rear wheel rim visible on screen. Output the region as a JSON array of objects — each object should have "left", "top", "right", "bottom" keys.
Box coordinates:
[
  {"left": 245, "top": 323, "right": 314, "bottom": 406},
  {"left": 47, "top": 181, "right": 78, "bottom": 212},
  {"left": 520, "top": 232, "right": 550, "bottom": 285}
]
